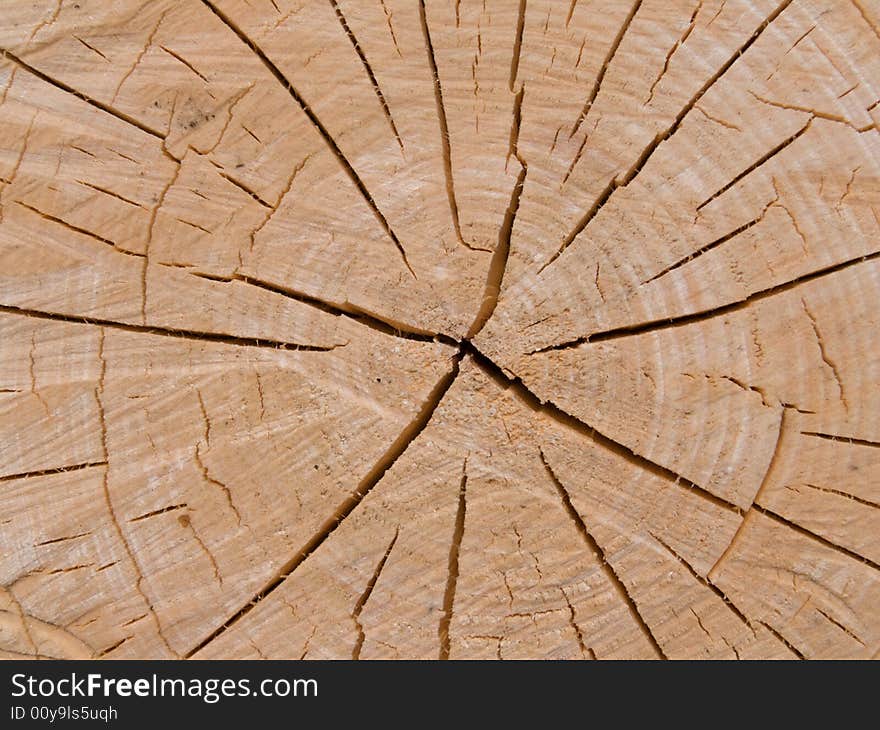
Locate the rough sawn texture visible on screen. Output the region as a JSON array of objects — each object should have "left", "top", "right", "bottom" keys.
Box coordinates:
[{"left": 1, "top": 0, "right": 879, "bottom": 659}]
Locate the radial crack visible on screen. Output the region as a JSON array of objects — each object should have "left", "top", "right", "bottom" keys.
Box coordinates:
[
  {"left": 852, "top": 0, "right": 880, "bottom": 42},
  {"left": 0, "top": 462, "right": 106, "bottom": 484},
  {"left": 418, "top": 0, "right": 485, "bottom": 253},
  {"left": 0, "top": 50, "right": 165, "bottom": 139},
  {"left": 0, "top": 303, "right": 343, "bottom": 352},
  {"left": 510, "top": 0, "right": 527, "bottom": 93},
  {"left": 643, "top": 193, "right": 780, "bottom": 285},
  {"left": 198, "top": 0, "right": 416, "bottom": 277},
  {"left": 648, "top": 532, "right": 777, "bottom": 652},
  {"left": 694, "top": 119, "right": 811, "bottom": 213},
  {"left": 232, "top": 274, "right": 443, "bottom": 342},
  {"left": 439, "top": 459, "right": 468, "bottom": 660},
  {"left": 352, "top": 527, "right": 399, "bottom": 659},
  {"left": 467, "top": 89, "right": 527, "bottom": 338},
  {"left": 465, "top": 342, "right": 741, "bottom": 514},
  {"left": 15, "top": 201, "right": 143, "bottom": 257},
  {"left": 797, "top": 483, "right": 880, "bottom": 510},
  {"left": 644, "top": 0, "right": 702, "bottom": 106},
  {"left": 329, "top": 0, "right": 403, "bottom": 152},
  {"left": 801, "top": 431, "right": 880, "bottom": 449},
  {"left": 816, "top": 607, "right": 866, "bottom": 647},
  {"left": 539, "top": 449, "right": 666, "bottom": 658},
  {"left": 754, "top": 505, "right": 880, "bottom": 572},
  {"left": 159, "top": 45, "right": 209, "bottom": 84},
  {"left": 758, "top": 621, "right": 806, "bottom": 659},
  {"left": 534, "top": 249, "right": 880, "bottom": 352},
  {"left": 128, "top": 504, "right": 189, "bottom": 523},
  {"left": 569, "top": 0, "right": 643, "bottom": 139}
]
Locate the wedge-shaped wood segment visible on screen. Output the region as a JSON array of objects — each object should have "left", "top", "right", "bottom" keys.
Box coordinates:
[
  {"left": 1, "top": 312, "right": 454, "bottom": 658},
  {"left": 1, "top": 0, "right": 878, "bottom": 659}
]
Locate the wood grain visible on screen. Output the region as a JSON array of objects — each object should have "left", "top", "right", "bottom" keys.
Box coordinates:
[{"left": 1, "top": 0, "right": 878, "bottom": 659}]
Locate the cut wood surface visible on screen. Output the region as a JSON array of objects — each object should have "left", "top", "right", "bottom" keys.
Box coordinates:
[{"left": 1, "top": 0, "right": 879, "bottom": 660}]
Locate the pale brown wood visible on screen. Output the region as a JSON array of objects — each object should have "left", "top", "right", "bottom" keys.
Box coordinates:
[{"left": 1, "top": 0, "right": 878, "bottom": 660}]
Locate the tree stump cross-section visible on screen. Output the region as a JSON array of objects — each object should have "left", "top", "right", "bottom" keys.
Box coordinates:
[{"left": 1, "top": 0, "right": 879, "bottom": 660}]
